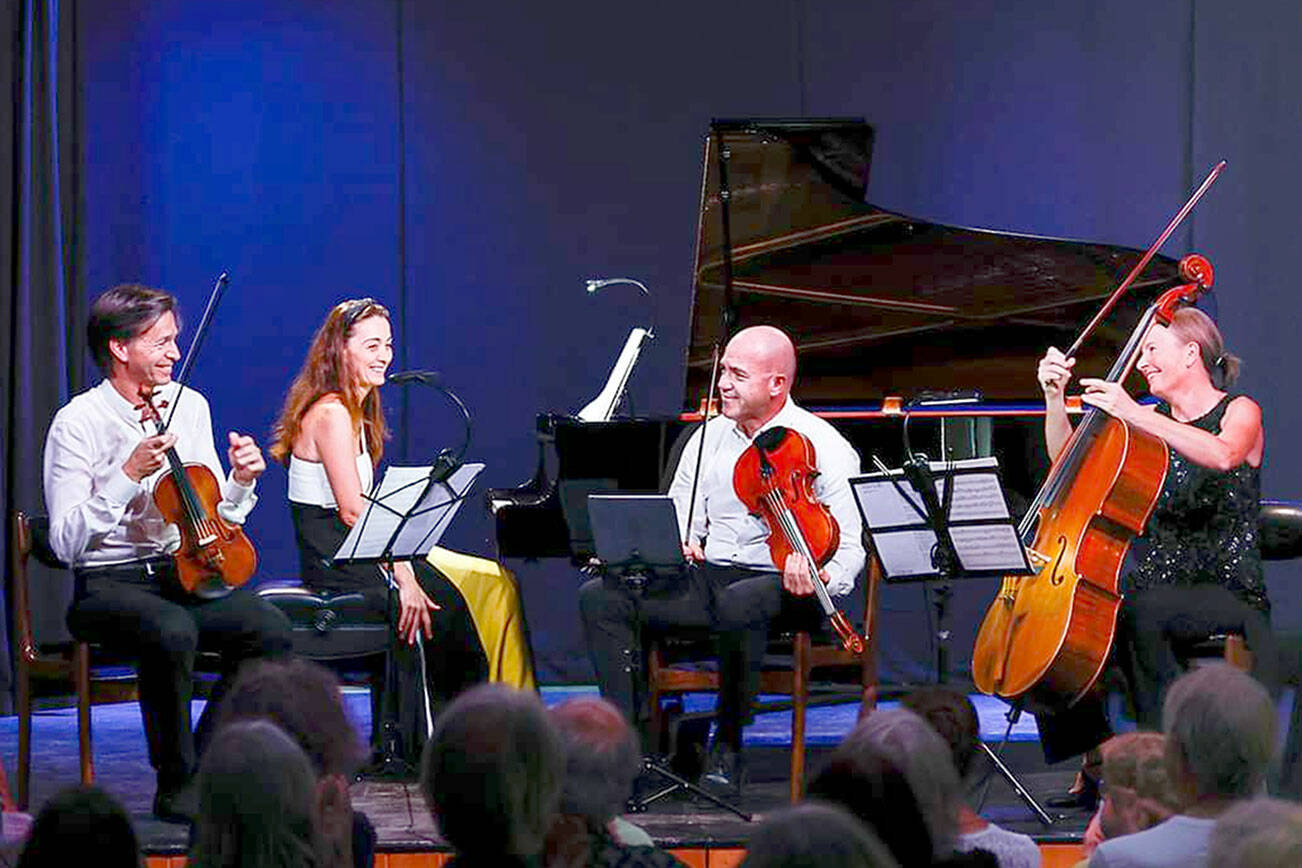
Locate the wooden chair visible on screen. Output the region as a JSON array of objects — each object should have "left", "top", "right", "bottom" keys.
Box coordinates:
[
  {"left": 647, "top": 556, "right": 883, "bottom": 803},
  {"left": 10, "top": 510, "right": 143, "bottom": 809}
]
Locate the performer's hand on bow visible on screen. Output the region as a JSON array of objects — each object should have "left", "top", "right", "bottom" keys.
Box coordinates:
[
  {"left": 1037, "top": 347, "right": 1076, "bottom": 401},
  {"left": 782, "top": 553, "right": 828, "bottom": 596},
  {"left": 1079, "top": 378, "right": 1148, "bottom": 423},
  {"left": 682, "top": 541, "right": 705, "bottom": 563},
  {"left": 393, "top": 560, "right": 441, "bottom": 645},
  {"left": 123, "top": 433, "right": 178, "bottom": 482},
  {"left": 228, "top": 431, "right": 266, "bottom": 486}
]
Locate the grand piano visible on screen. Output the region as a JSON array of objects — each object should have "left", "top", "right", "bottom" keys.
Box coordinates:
[{"left": 490, "top": 117, "right": 1186, "bottom": 574}]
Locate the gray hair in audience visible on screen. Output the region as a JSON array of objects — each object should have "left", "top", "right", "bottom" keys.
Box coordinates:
[
  {"left": 1162, "top": 663, "right": 1276, "bottom": 799},
  {"left": 190, "top": 719, "right": 323, "bottom": 868},
  {"left": 740, "top": 801, "right": 900, "bottom": 868},
  {"left": 548, "top": 695, "right": 640, "bottom": 822},
  {"left": 422, "top": 683, "right": 564, "bottom": 860},
  {"left": 839, "top": 707, "right": 962, "bottom": 858},
  {"left": 1208, "top": 798, "right": 1302, "bottom": 867}
]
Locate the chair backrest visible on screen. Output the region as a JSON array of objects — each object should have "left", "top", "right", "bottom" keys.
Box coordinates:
[{"left": 10, "top": 511, "right": 75, "bottom": 653}]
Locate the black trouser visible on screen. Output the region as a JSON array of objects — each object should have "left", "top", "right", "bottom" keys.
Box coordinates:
[
  {"left": 579, "top": 563, "right": 821, "bottom": 751},
  {"left": 67, "top": 561, "right": 293, "bottom": 792},
  {"left": 1035, "top": 582, "right": 1279, "bottom": 762},
  {"left": 346, "top": 561, "right": 490, "bottom": 761}
]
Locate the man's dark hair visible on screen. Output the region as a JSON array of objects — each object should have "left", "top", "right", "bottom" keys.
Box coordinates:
[
  {"left": 86, "top": 283, "right": 178, "bottom": 374},
  {"left": 213, "top": 657, "right": 366, "bottom": 777},
  {"left": 808, "top": 746, "right": 935, "bottom": 868},
  {"left": 17, "top": 785, "right": 142, "bottom": 868},
  {"left": 422, "top": 683, "right": 563, "bottom": 861},
  {"left": 901, "top": 686, "right": 981, "bottom": 779}
]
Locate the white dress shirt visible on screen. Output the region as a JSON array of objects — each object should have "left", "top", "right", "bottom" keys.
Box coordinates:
[
  {"left": 43, "top": 379, "right": 257, "bottom": 568},
  {"left": 667, "top": 397, "right": 865, "bottom": 596}
]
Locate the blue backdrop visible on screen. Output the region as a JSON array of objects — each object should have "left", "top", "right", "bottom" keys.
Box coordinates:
[{"left": 38, "top": 0, "right": 1302, "bottom": 681}]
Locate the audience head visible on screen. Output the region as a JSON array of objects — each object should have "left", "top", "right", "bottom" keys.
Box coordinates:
[
  {"left": 740, "top": 802, "right": 900, "bottom": 868},
  {"left": 1162, "top": 663, "right": 1275, "bottom": 803},
  {"left": 901, "top": 686, "right": 981, "bottom": 780},
  {"left": 191, "top": 719, "right": 324, "bottom": 868},
  {"left": 214, "top": 657, "right": 366, "bottom": 778},
  {"left": 809, "top": 707, "right": 963, "bottom": 865},
  {"left": 16, "top": 785, "right": 142, "bottom": 868},
  {"left": 1098, "top": 732, "right": 1181, "bottom": 838},
  {"left": 1207, "top": 798, "right": 1302, "bottom": 867},
  {"left": 547, "top": 695, "right": 640, "bottom": 823},
  {"left": 850, "top": 707, "right": 963, "bottom": 856},
  {"left": 422, "top": 683, "right": 563, "bottom": 861}
]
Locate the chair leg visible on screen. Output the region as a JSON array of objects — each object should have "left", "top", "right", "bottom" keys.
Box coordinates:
[
  {"left": 790, "top": 632, "right": 810, "bottom": 803},
  {"left": 16, "top": 663, "right": 31, "bottom": 811},
  {"left": 75, "top": 643, "right": 94, "bottom": 785}
]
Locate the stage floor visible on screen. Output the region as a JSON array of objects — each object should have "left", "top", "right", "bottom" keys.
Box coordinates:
[{"left": 6, "top": 686, "right": 1094, "bottom": 857}]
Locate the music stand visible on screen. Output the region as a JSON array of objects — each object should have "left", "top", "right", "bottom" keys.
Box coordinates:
[
  {"left": 333, "top": 462, "right": 484, "bottom": 778},
  {"left": 586, "top": 494, "right": 752, "bottom": 821},
  {"left": 850, "top": 456, "right": 1053, "bottom": 825}
]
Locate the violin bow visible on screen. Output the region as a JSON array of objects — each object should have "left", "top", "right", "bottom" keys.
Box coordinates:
[
  {"left": 1065, "top": 160, "right": 1226, "bottom": 359},
  {"left": 162, "top": 272, "right": 231, "bottom": 431}
]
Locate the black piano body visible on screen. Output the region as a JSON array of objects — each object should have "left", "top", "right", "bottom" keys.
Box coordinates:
[{"left": 490, "top": 118, "right": 1185, "bottom": 681}]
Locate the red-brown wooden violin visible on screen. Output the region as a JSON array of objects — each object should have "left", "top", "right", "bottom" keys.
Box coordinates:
[
  {"left": 733, "top": 426, "right": 865, "bottom": 654},
  {"left": 139, "top": 387, "right": 258, "bottom": 598},
  {"left": 970, "top": 160, "right": 1224, "bottom": 709}
]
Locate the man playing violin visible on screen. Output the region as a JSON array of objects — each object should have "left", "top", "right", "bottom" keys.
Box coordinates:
[
  {"left": 579, "top": 325, "right": 865, "bottom": 793},
  {"left": 1033, "top": 305, "right": 1277, "bottom": 795},
  {"left": 42, "top": 284, "right": 292, "bottom": 822}
]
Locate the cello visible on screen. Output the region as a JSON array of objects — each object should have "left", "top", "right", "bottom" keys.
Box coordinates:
[{"left": 971, "top": 163, "right": 1224, "bottom": 710}]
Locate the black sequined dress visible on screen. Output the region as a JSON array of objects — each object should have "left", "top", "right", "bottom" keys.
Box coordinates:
[{"left": 1124, "top": 393, "right": 1268, "bottom": 612}]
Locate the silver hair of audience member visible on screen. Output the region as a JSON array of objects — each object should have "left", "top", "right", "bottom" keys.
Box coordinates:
[
  {"left": 422, "top": 683, "right": 564, "bottom": 860},
  {"left": 1161, "top": 663, "right": 1276, "bottom": 800},
  {"left": 840, "top": 707, "right": 963, "bottom": 858},
  {"left": 548, "top": 696, "right": 641, "bottom": 823},
  {"left": 190, "top": 719, "right": 323, "bottom": 868},
  {"left": 740, "top": 801, "right": 900, "bottom": 868},
  {"left": 1207, "top": 797, "right": 1302, "bottom": 866}
]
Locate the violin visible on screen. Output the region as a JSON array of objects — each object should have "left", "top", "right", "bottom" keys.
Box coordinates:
[
  {"left": 733, "top": 426, "right": 865, "bottom": 654},
  {"left": 138, "top": 387, "right": 258, "bottom": 598}
]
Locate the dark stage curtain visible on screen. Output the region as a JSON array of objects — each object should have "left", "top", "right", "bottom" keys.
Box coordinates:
[{"left": 2, "top": 0, "right": 85, "bottom": 712}]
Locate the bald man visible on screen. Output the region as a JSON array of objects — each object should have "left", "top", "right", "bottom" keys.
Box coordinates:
[{"left": 579, "top": 325, "right": 865, "bottom": 793}]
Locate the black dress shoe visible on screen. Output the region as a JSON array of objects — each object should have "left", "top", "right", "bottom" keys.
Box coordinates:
[
  {"left": 701, "top": 744, "right": 746, "bottom": 797},
  {"left": 1045, "top": 773, "right": 1099, "bottom": 811},
  {"left": 153, "top": 780, "right": 199, "bottom": 824}
]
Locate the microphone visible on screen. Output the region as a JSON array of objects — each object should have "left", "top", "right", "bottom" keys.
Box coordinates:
[
  {"left": 585, "top": 277, "right": 650, "bottom": 296},
  {"left": 387, "top": 369, "right": 442, "bottom": 386}
]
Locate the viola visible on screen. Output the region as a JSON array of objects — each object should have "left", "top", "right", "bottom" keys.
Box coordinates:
[
  {"left": 733, "top": 426, "right": 865, "bottom": 654},
  {"left": 138, "top": 388, "right": 258, "bottom": 598}
]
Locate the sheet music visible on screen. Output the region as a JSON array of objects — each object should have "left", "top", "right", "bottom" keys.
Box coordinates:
[
  {"left": 851, "top": 456, "right": 1030, "bottom": 580},
  {"left": 950, "top": 524, "right": 1028, "bottom": 572},
  {"left": 335, "top": 463, "right": 484, "bottom": 562}
]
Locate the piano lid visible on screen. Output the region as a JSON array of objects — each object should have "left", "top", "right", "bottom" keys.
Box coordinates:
[{"left": 684, "top": 118, "right": 1185, "bottom": 405}]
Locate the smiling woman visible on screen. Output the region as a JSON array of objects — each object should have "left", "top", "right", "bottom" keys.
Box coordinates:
[
  {"left": 269, "top": 298, "right": 489, "bottom": 762},
  {"left": 1031, "top": 304, "right": 1277, "bottom": 782}
]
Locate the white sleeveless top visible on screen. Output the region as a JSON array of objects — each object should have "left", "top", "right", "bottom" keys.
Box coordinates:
[{"left": 287, "top": 442, "right": 374, "bottom": 508}]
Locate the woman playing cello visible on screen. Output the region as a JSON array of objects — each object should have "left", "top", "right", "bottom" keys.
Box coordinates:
[
  {"left": 1034, "top": 305, "right": 1277, "bottom": 772},
  {"left": 270, "top": 298, "right": 488, "bottom": 762}
]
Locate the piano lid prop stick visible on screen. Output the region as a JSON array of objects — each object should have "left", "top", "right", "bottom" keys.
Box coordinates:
[{"left": 682, "top": 343, "right": 722, "bottom": 551}]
